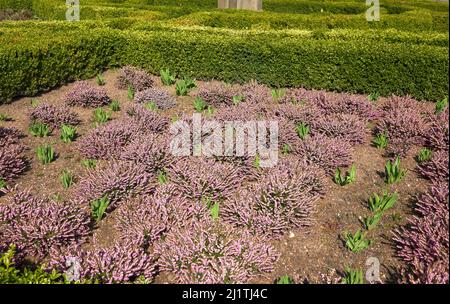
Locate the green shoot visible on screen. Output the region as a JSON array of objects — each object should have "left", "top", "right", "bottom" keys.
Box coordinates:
[
  {"left": 160, "top": 68, "right": 176, "bottom": 86},
  {"left": 232, "top": 95, "right": 244, "bottom": 105},
  {"left": 368, "top": 92, "right": 380, "bottom": 102},
  {"left": 368, "top": 191, "right": 398, "bottom": 213},
  {"left": 127, "top": 85, "right": 135, "bottom": 100},
  {"left": 362, "top": 212, "right": 382, "bottom": 230},
  {"left": 30, "top": 99, "right": 40, "bottom": 108},
  {"left": 271, "top": 88, "right": 286, "bottom": 101},
  {"left": 210, "top": 202, "right": 220, "bottom": 221},
  {"left": 60, "top": 124, "right": 76, "bottom": 143},
  {"left": 344, "top": 230, "right": 371, "bottom": 253},
  {"left": 295, "top": 122, "right": 310, "bottom": 140},
  {"left": 372, "top": 133, "right": 388, "bottom": 149},
  {"left": 417, "top": 148, "right": 432, "bottom": 163},
  {"left": 93, "top": 108, "right": 111, "bottom": 125},
  {"left": 0, "top": 113, "right": 12, "bottom": 121},
  {"left": 193, "top": 97, "right": 208, "bottom": 112},
  {"left": 109, "top": 100, "right": 120, "bottom": 112},
  {"left": 342, "top": 268, "right": 364, "bottom": 284},
  {"left": 435, "top": 97, "right": 448, "bottom": 115},
  {"left": 385, "top": 157, "right": 407, "bottom": 184},
  {"left": 334, "top": 165, "right": 356, "bottom": 186},
  {"left": 61, "top": 170, "right": 74, "bottom": 189},
  {"left": 276, "top": 275, "right": 294, "bottom": 284},
  {"left": 96, "top": 73, "right": 105, "bottom": 86},
  {"left": 145, "top": 102, "right": 159, "bottom": 111},
  {"left": 157, "top": 170, "right": 168, "bottom": 184},
  {"left": 0, "top": 178, "right": 7, "bottom": 190},
  {"left": 81, "top": 159, "right": 97, "bottom": 169},
  {"left": 29, "top": 122, "right": 50, "bottom": 137},
  {"left": 91, "top": 196, "right": 110, "bottom": 223},
  {"left": 36, "top": 144, "right": 55, "bottom": 164}
]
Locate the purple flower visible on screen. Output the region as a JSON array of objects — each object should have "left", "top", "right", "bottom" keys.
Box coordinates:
[
  {"left": 134, "top": 87, "right": 176, "bottom": 110},
  {"left": 29, "top": 102, "right": 79, "bottom": 128},
  {"left": 116, "top": 66, "right": 154, "bottom": 92},
  {"left": 64, "top": 81, "right": 111, "bottom": 107}
]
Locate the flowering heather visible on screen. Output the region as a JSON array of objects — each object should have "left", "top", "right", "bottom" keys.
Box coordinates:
[
  {"left": 0, "top": 189, "right": 91, "bottom": 262},
  {"left": 240, "top": 80, "right": 271, "bottom": 104},
  {"left": 133, "top": 87, "right": 176, "bottom": 110},
  {"left": 49, "top": 239, "right": 157, "bottom": 283},
  {"left": 278, "top": 118, "right": 302, "bottom": 150},
  {"left": 417, "top": 150, "right": 449, "bottom": 183},
  {"left": 426, "top": 109, "right": 449, "bottom": 151},
  {"left": 29, "top": 103, "right": 79, "bottom": 128},
  {"left": 222, "top": 157, "right": 325, "bottom": 238},
  {"left": 311, "top": 113, "right": 368, "bottom": 144},
  {"left": 197, "top": 82, "right": 240, "bottom": 108},
  {"left": 156, "top": 221, "right": 280, "bottom": 284},
  {"left": 119, "top": 133, "right": 175, "bottom": 174},
  {"left": 116, "top": 66, "right": 154, "bottom": 92},
  {"left": 275, "top": 102, "right": 323, "bottom": 126},
  {"left": 292, "top": 134, "right": 353, "bottom": 174},
  {"left": 0, "top": 127, "right": 27, "bottom": 182},
  {"left": 115, "top": 186, "right": 208, "bottom": 248},
  {"left": 393, "top": 183, "right": 449, "bottom": 284},
  {"left": 73, "top": 161, "right": 154, "bottom": 211},
  {"left": 383, "top": 95, "right": 432, "bottom": 116},
  {"left": 314, "top": 93, "right": 379, "bottom": 121},
  {"left": 168, "top": 157, "right": 242, "bottom": 201},
  {"left": 64, "top": 81, "right": 111, "bottom": 107},
  {"left": 77, "top": 119, "right": 141, "bottom": 159},
  {"left": 126, "top": 104, "right": 170, "bottom": 133}
]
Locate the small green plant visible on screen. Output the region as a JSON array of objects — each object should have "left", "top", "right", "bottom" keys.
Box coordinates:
[
  {"left": 0, "top": 178, "right": 7, "bottom": 190},
  {"left": 109, "top": 100, "right": 120, "bottom": 112},
  {"left": 210, "top": 202, "right": 220, "bottom": 221},
  {"left": 417, "top": 148, "right": 432, "bottom": 163},
  {"left": 206, "top": 106, "right": 214, "bottom": 116},
  {"left": 344, "top": 230, "right": 371, "bottom": 253},
  {"left": 30, "top": 99, "right": 40, "bottom": 108},
  {"left": 385, "top": 157, "right": 407, "bottom": 184},
  {"left": 36, "top": 144, "right": 55, "bottom": 164},
  {"left": 276, "top": 275, "right": 294, "bottom": 284},
  {"left": 334, "top": 165, "right": 356, "bottom": 186},
  {"left": 281, "top": 144, "right": 291, "bottom": 155},
  {"left": 81, "top": 159, "right": 97, "bottom": 169},
  {"left": 368, "top": 191, "right": 398, "bottom": 213},
  {"left": 60, "top": 124, "right": 76, "bottom": 143},
  {"left": 91, "top": 196, "right": 110, "bottom": 223},
  {"left": 175, "top": 76, "right": 196, "bottom": 96},
  {"left": 29, "top": 122, "right": 50, "bottom": 137},
  {"left": 145, "top": 101, "right": 159, "bottom": 111},
  {"left": 372, "top": 133, "right": 388, "bottom": 149},
  {"left": 342, "top": 268, "right": 364, "bottom": 284},
  {"left": 0, "top": 113, "right": 11, "bottom": 121},
  {"left": 295, "top": 122, "right": 310, "bottom": 140},
  {"left": 362, "top": 212, "right": 383, "bottom": 230},
  {"left": 232, "top": 95, "right": 244, "bottom": 105},
  {"left": 271, "top": 88, "right": 286, "bottom": 101},
  {"left": 193, "top": 97, "right": 208, "bottom": 112},
  {"left": 93, "top": 108, "right": 111, "bottom": 125},
  {"left": 368, "top": 92, "right": 380, "bottom": 102},
  {"left": 96, "top": 73, "right": 105, "bottom": 86},
  {"left": 127, "top": 85, "right": 135, "bottom": 100},
  {"left": 160, "top": 68, "right": 176, "bottom": 86},
  {"left": 254, "top": 154, "right": 261, "bottom": 169},
  {"left": 435, "top": 97, "right": 448, "bottom": 115},
  {"left": 157, "top": 170, "right": 168, "bottom": 184},
  {"left": 61, "top": 170, "right": 74, "bottom": 189}
]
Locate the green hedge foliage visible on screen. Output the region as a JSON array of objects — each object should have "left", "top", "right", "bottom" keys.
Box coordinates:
[{"left": 0, "top": 22, "right": 447, "bottom": 103}]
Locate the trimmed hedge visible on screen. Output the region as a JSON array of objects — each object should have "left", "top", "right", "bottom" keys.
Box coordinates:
[{"left": 0, "top": 22, "right": 447, "bottom": 103}]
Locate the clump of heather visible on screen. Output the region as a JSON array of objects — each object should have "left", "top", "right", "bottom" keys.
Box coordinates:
[
  {"left": 278, "top": 118, "right": 302, "bottom": 151},
  {"left": 126, "top": 104, "right": 170, "bottom": 133},
  {"left": 115, "top": 186, "right": 208, "bottom": 248},
  {"left": 426, "top": 108, "right": 449, "bottom": 152},
  {"left": 119, "top": 133, "right": 175, "bottom": 174},
  {"left": 0, "top": 189, "right": 91, "bottom": 262},
  {"left": 73, "top": 161, "right": 154, "bottom": 211},
  {"left": 275, "top": 102, "right": 323, "bottom": 126},
  {"left": 0, "top": 127, "right": 27, "bottom": 182},
  {"left": 77, "top": 119, "right": 141, "bottom": 159},
  {"left": 168, "top": 157, "right": 241, "bottom": 201},
  {"left": 29, "top": 103, "right": 79, "bottom": 128},
  {"left": 393, "top": 183, "right": 449, "bottom": 284},
  {"left": 134, "top": 87, "right": 176, "bottom": 110},
  {"left": 64, "top": 81, "right": 111, "bottom": 107},
  {"left": 292, "top": 134, "right": 353, "bottom": 174},
  {"left": 49, "top": 238, "right": 157, "bottom": 283},
  {"left": 314, "top": 93, "right": 379, "bottom": 121},
  {"left": 417, "top": 150, "right": 449, "bottom": 183},
  {"left": 156, "top": 220, "right": 280, "bottom": 284},
  {"left": 197, "top": 82, "right": 240, "bottom": 108},
  {"left": 240, "top": 80, "right": 271, "bottom": 104},
  {"left": 222, "top": 157, "right": 325, "bottom": 238},
  {"left": 311, "top": 113, "right": 368, "bottom": 144},
  {"left": 116, "top": 66, "right": 154, "bottom": 92}
]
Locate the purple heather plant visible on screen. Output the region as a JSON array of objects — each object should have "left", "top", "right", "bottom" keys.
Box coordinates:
[
  {"left": 116, "top": 66, "right": 154, "bottom": 92},
  {"left": 119, "top": 133, "right": 175, "bottom": 174},
  {"left": 310, "top": 113, "right": 368, "bottom": 144},
  {"left": 64, "top": 81, "right": 111, "bottom": 108},
  {"left": 0, "top": 189, "right": 91, "bottom": 262},
  {"left": 314, "top": 93, "right": 380, "bottom": 121},
  {"left": 168, "top": 157, "right": 242, "bottom": 202},
  {"left": 393, "top": 183, "right": 449, "bottom": 284},
  {"left": 275, "top": 102, "right": 324, "bottom": 126},
  {"left": 0, "top": 127, "right": 27, "bottom": 182},
  {"left": 133, "top": 87, "right": 176, "bottom": 110},
  {"left": 417, "top": 150, "right": 449, "bottom": 183},
  {"left": 73, "top": 160, "right": 155, "bottom": 212},
  {"left": 222, "top": 156, "right": 325, "bottom": 238},
  {"left": 156, "top": 220, "right": 280, "bottom": 284},
  {"left": 239, "top": 80, "right": 271, "bottom": 104},
  {"left": 49, "top": 238, "right": 157, "bottom": 283},
  {"left": 292, "top": 134, "right": 353, "bottom": 174},
  {"left": 0, "top": 126, "right": 22, "bottom": 146},
  {"left": 426, "top": 108, "right": 449, "bottom": 152},
  {"left": 197, "top": 82, "right": 240, "bottom": 108},
  {"left": 77, "top": 119, "right": 141, "bottom": 159},
  {"left": 126, "top": 104, "right": 170, "bottom": 133},
  {"left": 29, "top": 103, "right": 79, "bottom": 128}
]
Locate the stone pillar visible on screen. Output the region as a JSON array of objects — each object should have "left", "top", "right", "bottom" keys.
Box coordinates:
[{"left": 218, "top": 0, "right": 262, "bottom": 11}]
